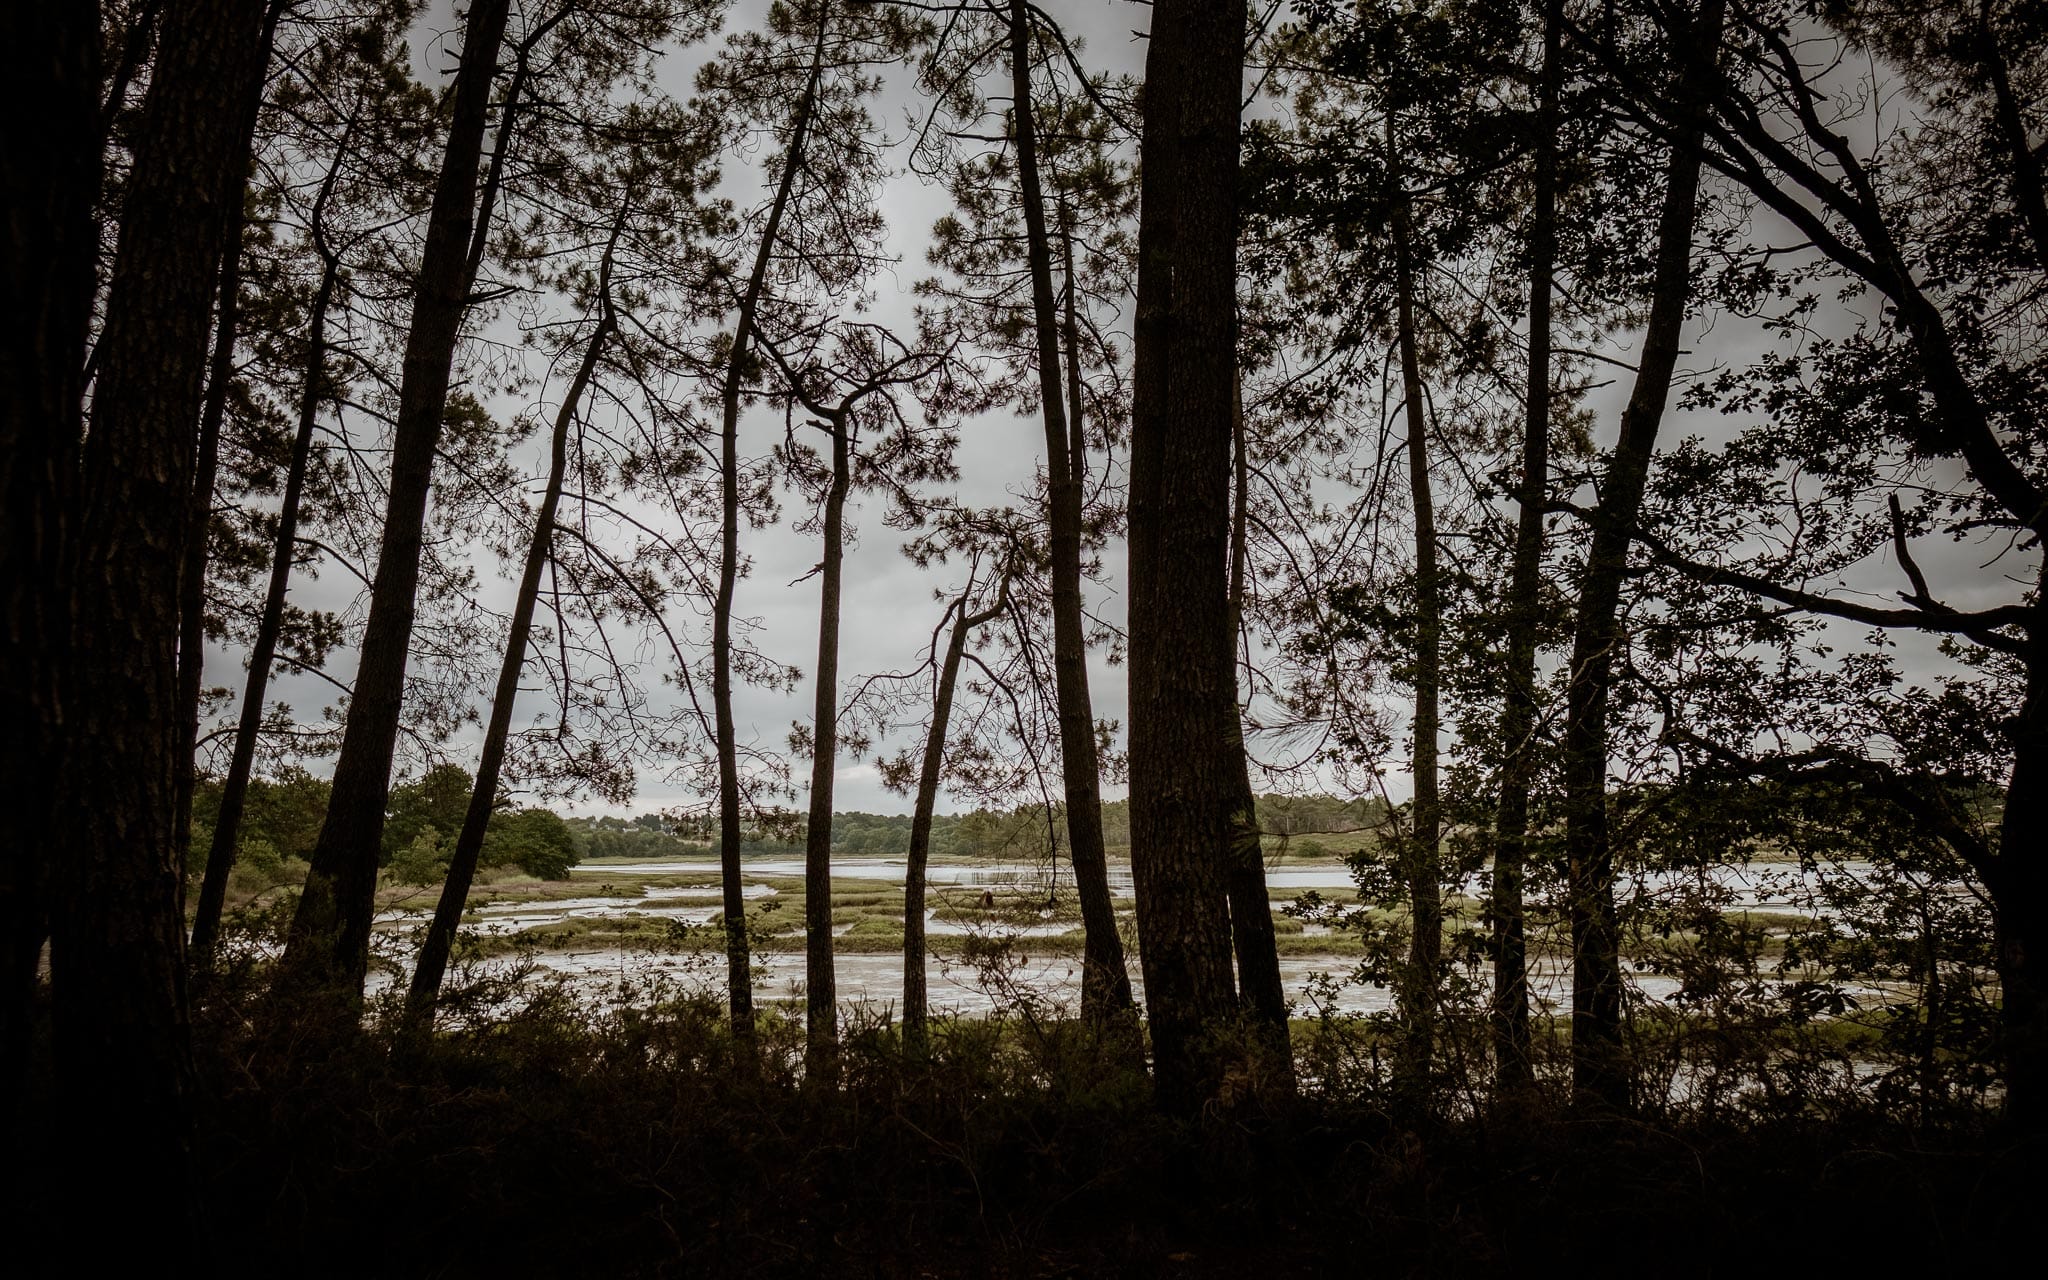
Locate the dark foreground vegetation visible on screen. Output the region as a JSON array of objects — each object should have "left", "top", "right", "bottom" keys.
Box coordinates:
[{"left": 12, "top": 946, "right": 2031, "bottom": 1278}]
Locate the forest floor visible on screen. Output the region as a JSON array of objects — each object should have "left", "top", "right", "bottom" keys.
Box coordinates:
[{"left": 14, "top": 972, "right": 2029, "bottom": 1278}]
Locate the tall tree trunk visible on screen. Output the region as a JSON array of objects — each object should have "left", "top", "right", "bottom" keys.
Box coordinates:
[
  {"left": 1561, "top": 0, "right": 1721, "bottom": 1115},
  {"left": 903, "top": 580, "right": 1004, "bottom": 1053},
  {"left": 190, "top": 119, "right": 357, "bottom": 960},
  {"left": 1997, "top": 625, "right": 2048, "bottom": 1128},
  {"left": 1490, "top": 0, "right": 1561, "bottom": 1098},
  {"left": 190, "top": 260, "right": 338, "bottom": 962},
  {"left": 0, "top": 0, "right": 99, "bottom": 1118},
  {"left": 55, "top": 0, "right": 272, "bottom": 1251},
  {"left": 1006, "top": 0, "right": 1132, "bottom": 1018},
  {"left": 1128, "top": 0, "right": 1247, "bottom": 1115},
  {"left": 177, "top": 245, "right": 240, "bottom": 897},
  {"left": 175, "top": 0, "right": 281, "bottom": 905},
  {"left": 407, "top": 260, "right": 618, "bottom": 1022},
  {"left": 284, "top": 0, "right": 512, "bottom": 997},
  {"left": 803, "top": 416, "right": 853, "bottom": 1074},
  {"left": 1391, "top": 156, "right": 1442, "bottom": 1093},
  {"left": 1226, "top": 372, "right": 1291, "bottom": 1071},
  {"left": 712, "top": 19, "right": 828, "bottom": 1049},
  {"left": 463, "top": 5, "right": 570, "bottom": 289}
]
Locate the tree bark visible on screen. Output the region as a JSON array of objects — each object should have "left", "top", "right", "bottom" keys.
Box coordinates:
[
  {"left": 1561, "top": 0, "right": 1720, "bottom": 1115},
  {"left": 903, "top": 580, "right": 1005, "bottom": 1053},
  {"left": 284, "top": 0, "right": 512, "bottom": 997},
  {"left": 1128, "top": 0, "right": 1247, "bottom": 1115},
  {"left": 712, "top": 18, "right": 828, "bottom": 1049},
  {"left": 1391, "top": 155, "right": 1442, "bottom": 1093},
  {"left": 1490, "top": 0, "right": 1561, "bottom": 1098},
  {"left": 0, "top": 0, "right": 99, "bottom": 1117},
  {"left": 1006, "top": 0, "right": 1132, "bottom": 1019},
  {"left": 803, "top": 415, "right": 853, "bottom": 1074},
  {"left": 190, "top": 260, "right": 338, "bottom": 962},
  {"left": 55, "top": 0, "right": 273, "bottom": 1251}
]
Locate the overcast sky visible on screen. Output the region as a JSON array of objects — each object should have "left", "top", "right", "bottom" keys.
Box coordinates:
[
  {"left": 212, "top": 0, "right": 2016, "bottom": 823},
  {"left": 221, "top": 1, "right": 1161, "bottom": 819}
]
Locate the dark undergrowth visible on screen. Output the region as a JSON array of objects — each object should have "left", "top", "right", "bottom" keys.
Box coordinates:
[{"left": 14, "top": 956, "right": 2036, "bottom": 1278}]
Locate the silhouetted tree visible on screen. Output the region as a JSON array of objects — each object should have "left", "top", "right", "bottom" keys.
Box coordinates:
[{"left": 1127, "top": 0, "right": 1253, "bottom": 1114}]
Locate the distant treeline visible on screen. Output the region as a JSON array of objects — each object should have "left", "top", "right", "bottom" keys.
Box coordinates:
[
  {"left": 191, "top": 764, "right": 580, "bottom": 894},
  {"left": 569, "top": 792, "right": 1389, "bottom": 860},
  {"left": 192, "top": 770, "right": 1393, "bottom": 883}
]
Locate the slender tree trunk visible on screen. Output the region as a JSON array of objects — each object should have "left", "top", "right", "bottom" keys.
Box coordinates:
[
  {"left": 1226, "top": 373, "right": 1291, "bottom": 1071},
  {"left": 803, "top": 417, "right": 852, "bottom": 1073},
  {"left": 1490, "top": 0, "right": 1561, "bottom": 1098},
  {"left": 713, "top": 20, "right": 828, "bottom": 1048},
  {"left": 407, "top": 269, "right": 617, "bottom": 1022},
  {"left": 1918, "top": 890, "right": 1941, "bottom": 1119},
  {"left": 0, "top": 0, "right": 99, "bottom": 1116},
  {"left": 904, "top": 582, "right": 1004, "bottom": 1053},
  {"left": 99, "top": 0, "right": 162, "bottom": 142},
  {"left": 55, "top": 0, "right": 272, "bottom": 1251},
  {"left": 1128, "top": 0, "right": 1247, "bottom": 1115},
  {"left": 177, "top": 245, "right": 240, "bottom": 896},
  {"left": 463, "top": 6, "right": 570, "bottom": 289},
  {"left": 1391, "top": 159, "right": 1442, "bottom": 1093},
  {"left": 1561, "top": 0, "right": 1721, "bottom": 1115},
  {"left": 190, "top": 261, "right": 339, "bottom": 961},
  {"left": 190, "top": 121, "right": 357, "bottom": 960},
  {"left": 175, "top": 0, "right": 281, "bottom": 904},
  {"left": 284, "top": 0, "right": 512, "bottom": 997},
  {"left": 1060, "top": 208, "right": 1086, "bottom": 478},
  {"left": 1979, "top": 17, "right": 2048, "bottom": 276},
  {"left": 1006, "top": 0, "right": 1131, "bottom": 1018}
]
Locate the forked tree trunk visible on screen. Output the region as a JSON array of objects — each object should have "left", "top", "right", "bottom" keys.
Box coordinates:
[
  {"left": 1491, "top": 0, "right": 1561, "bottom": 1098},
  {"left": 903, "top": 578, "right": 1005, "bottom": 1053},
  {"left": 803, "top": 416, "right": 853, "bottom": 1074},
  {"left": 55, "top": 0, "right": 273, "bottom": 1251},
  {"left": 712, "top": 19, "right": 828, "bottom": 1048},
  {"left": 1390, "top": 158, "right": 1443, "bottom": 1093},
  {"left": 1007, "top": 0, "right": 1133, "bottom": 1020},
  {"left": 461, "top": 7, "right": 564, "bottom": 290},
  {"left": 1127, "top": 0, "right": 1247, "bottom": 1115},
  {"left": 407, "top": 257, "right": 618, "bottom": 1022},
  {"left": 0, "top": 0, "right": 99, "bottom": 1118},
  {"left": 284, "top": 0, "right": 512, "bottom": 996}
]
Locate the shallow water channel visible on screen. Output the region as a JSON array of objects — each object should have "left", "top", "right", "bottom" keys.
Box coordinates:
[
  {"left": 510, "top": 948, "right": 1712, "bottom": 1019},
  {"left": 369, "top": 854, "right": 1879, "bottom": 1019},
  {"left": 571, "top": 853, "right": 1874, "bottom": 911}
]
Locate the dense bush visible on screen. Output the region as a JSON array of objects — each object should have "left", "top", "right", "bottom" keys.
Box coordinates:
[{"left": 20, "top": 910, "right": 2007, "bottom": 1279}]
